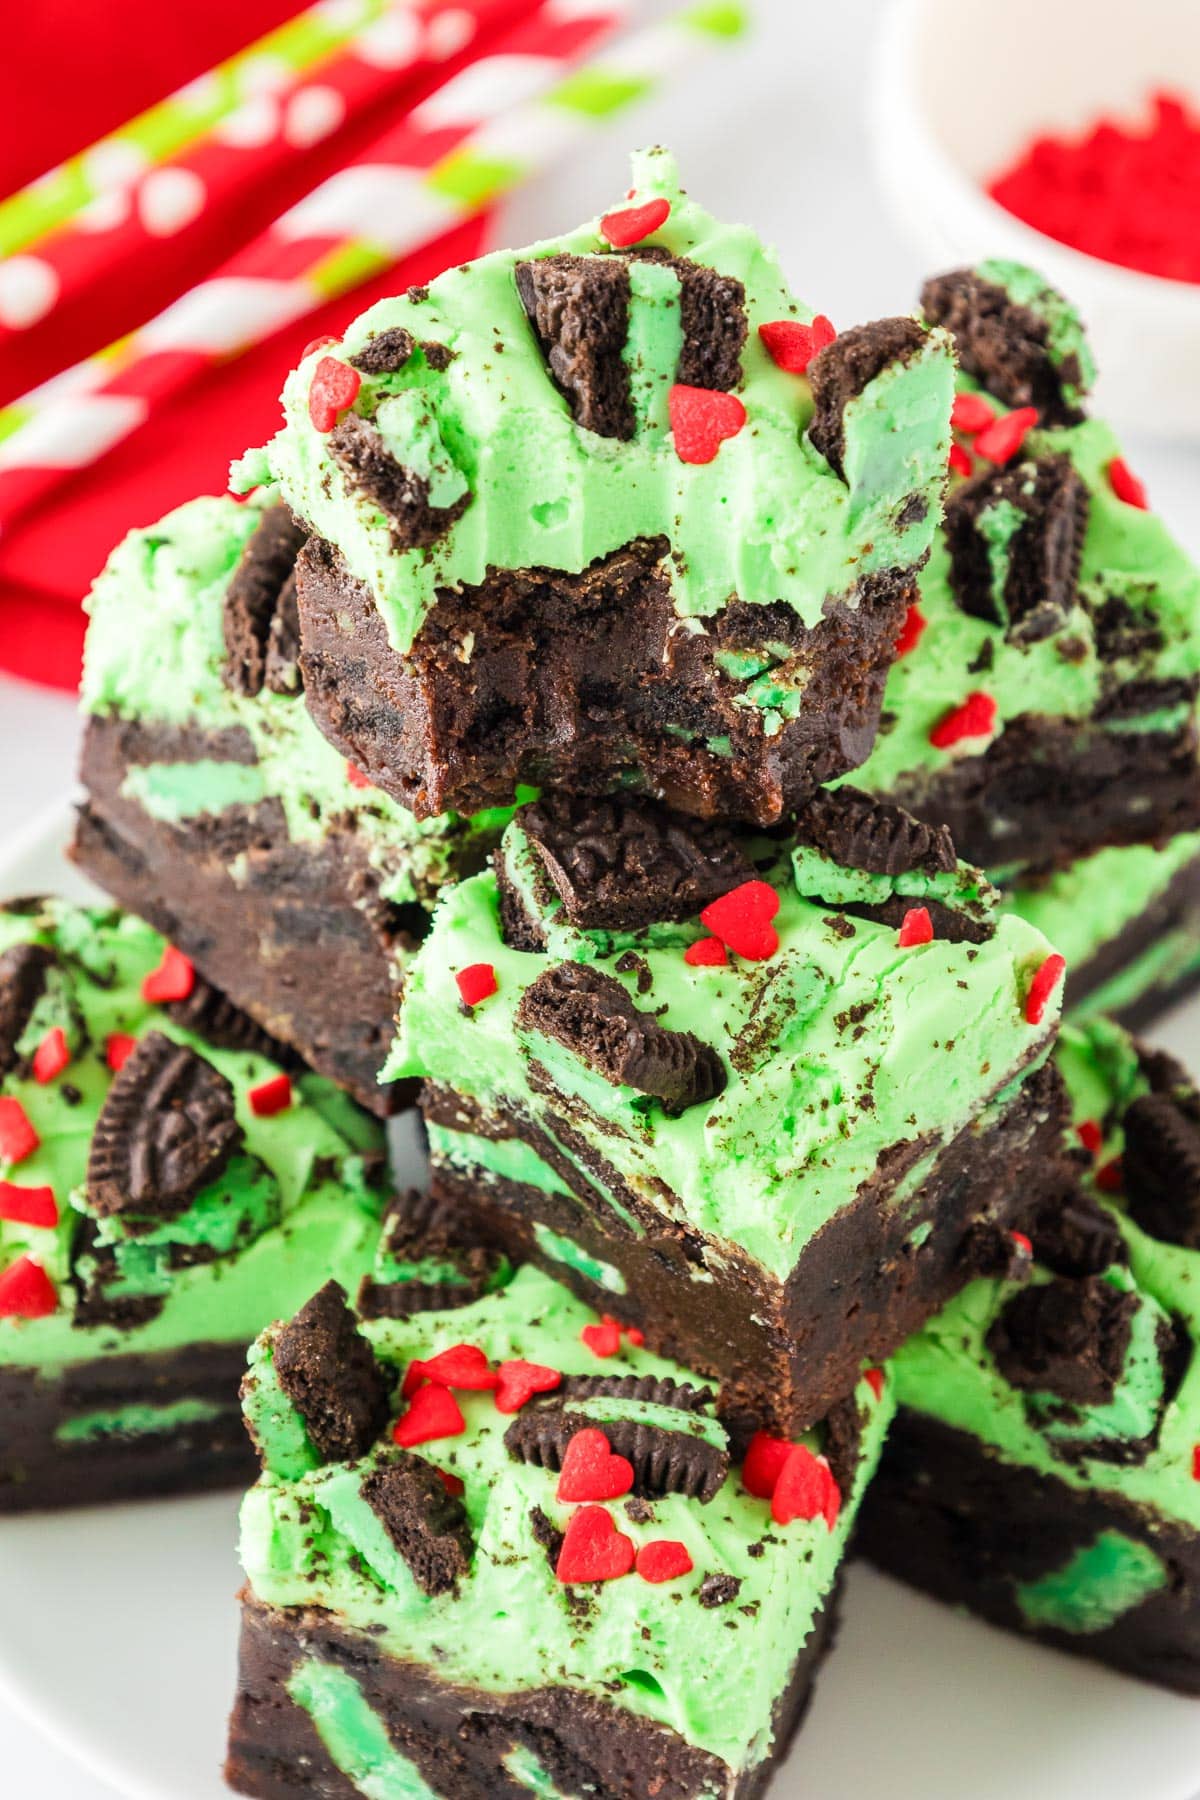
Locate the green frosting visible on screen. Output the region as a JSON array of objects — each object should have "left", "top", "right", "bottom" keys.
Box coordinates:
[
  {"left": 387, "top": 813, "right": 1060, "bottom": 1282},
  {"left": 0, "top": 900, "right": 385, "bottom": 1393},
  {"left": 54, "top": 1397, "right": 229, "bottom": 1445},
  {"left": 238, "top": 147, "right": 953, "bottom": 666},
  {"left": 1015, "top": 1530, "right": 1168, "bottom": 1636},
  {"left": 287, "top": 1659, "right": 441, "bottom": 1800},
  {"left": 240, "top": 1263, "right": 893, "bottom": 1774}
]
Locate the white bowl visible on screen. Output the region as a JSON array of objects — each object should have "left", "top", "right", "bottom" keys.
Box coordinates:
[{"left": 870, "top": 0, "right": 1200, "bottom": 439}]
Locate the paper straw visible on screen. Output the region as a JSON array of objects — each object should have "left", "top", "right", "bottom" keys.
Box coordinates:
[{"left": 0, "top": 1, "right": 746, "bottom": 534}]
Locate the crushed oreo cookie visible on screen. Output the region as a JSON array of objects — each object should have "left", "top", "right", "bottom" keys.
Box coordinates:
[
  {"left": 655, "top": 252, "right": 748, "bottom": 390},
  {"left": 1023, "top": 1184, "right": 1125, "bottom": 1277},
  {"left": 222, "top": 505, "right": 307, "bottom": 698},
  {"left": 360, "top": 1452, "right": 473, "bottom": 1594},
  {"left": 987, "top": 1275, "right": 1138, "bottom": 1406},
  {"left": 557, "top": 1372, "right": 715, "bottom": 1411},
  {"left": 164, "top": 971, "right": 301, "bottom": 1068},
  {"left": 504, "top": 1407, "right": 728, "bottom": 1503},
  {"left": 944, "top": 454, "right": 1089, "bottom": 632},
  {"left": 516, "top": 255, "right": 635, "bottom": 439},
  {"left": 698, "top": 1573, "right": 741, "bottom": 1608},
  {"left": 840, "top": 892, "right": 994, "bottom": 946},
  {"left": 807, "top": 317, "right": 928, "bottom": 479},
  {"left": 264, "top": 568, "right": 303, "bottom": 696},
  {"left": 271, "top": 1280, "right": 392, "bottom": 1463},
  {"left": 349, "top": 326, "right": 416, "bottom": 376},
  {"left": 1123, "top": 1086, "right": 1200, "bottom": 1251},
  {"left": 794, "top": 786, "right": 955, "bottom": 877},
  {"left": 921, "top": 268, "right": 1090, "bottom": 425},
  {"left": 328, "top": 413, "right": 470, "bottom": 551},
  {"left": 0, "top": 941, "right": 53, "bottom": 1075}
]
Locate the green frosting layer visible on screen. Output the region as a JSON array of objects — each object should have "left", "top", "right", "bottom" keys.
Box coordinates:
[
  {"left": 238, "top": 147, "right": 953, "bottom": 661},
  {"left": 0, "top": 899, "right": 385, "bottom": 1383},
  {"left": 387, "top": 814, "right": 1060, "bottom": 1281},
  {"left": 288, "top": 1659, "right": 441, "bottom": 1800},
  {"left": 1015, "top": 1529, "right": 1168, "bottom": 1636},
  {"left": 240, "top": 1263, "right": 892, "bottom": 1773}
]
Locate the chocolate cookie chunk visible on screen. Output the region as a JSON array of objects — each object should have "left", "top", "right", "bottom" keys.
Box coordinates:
[
  {"left": 698, "top": 1574, "right": 741, "bottom": 1608},
  {"left": 0, "top": 941, "right": 53, "bottom": 1075},
  {"left": 349, "top": 326, "right": 416, "bottom": 377},
  {"left": 516, "top": 255, "right": 635, "bottom": 439},
  {"left": 807, "top": 317, "right": 929, "bottom": 479},
  {"left": 264, "top": 568, "right": 302, "bottom": 696},
  {"left": 360, "top": 1452, "right": 473, "bottom": 1594},
  {"left": 222, "top": 504, "right": 307, "bottom": 697},
  {"left": 558, "top": 1372, "right": 715, "bottom": 1412},
  {"left": 841, "top": 892, "right": 994, "bottom": 946},
  {"left": 273, "top": 1280, "right": 393, "bottom": 1463},
  {"left": 794, "top": 786, "right": 956, "bottom": 877},
  {"left": 516, "top": 963, "right": 726, "bottom": 1115},
  {"left": 1123, "top": 1088, "right": 1200, "bottom": 1250},
  {"left": 164, "top": 971, "right": 301, "bottom": 1068},
  {"left": 86, "top": 1031, "right": 244, "bottom": 1222},
  {"left": 1023, "top": 1186, "right": 1125, "bottom": 1277},
  {"left": 504, "top": 1408, "right": 729, "bottom": 1503},
  {"left": 328, "top": 413, "right": 470, "bottom": 551},
  {"left": 944, "top": 454, "right": 1089, "bottom": 631},
  {"left": 516, "top": 793, "right": 750, "bottom": 932},
  {"left": 921, "top": 268, "right": 1090, "bottom": 425},
  {"left": 987, "top": 1276, "right": 1138, "bottom": 1406},
  {"left": 673, "top": 257, "right": 748, "bottom": 391}
]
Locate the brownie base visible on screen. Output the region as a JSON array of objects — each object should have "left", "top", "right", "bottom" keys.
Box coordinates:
[
  {"left": 1048, "top": 847, "right": 1200, "bottom": 1031},
  {"left": 422, "top": 1061, "right": 1068, "bottom": 1440},
  {"left": 858, "top": 1408, "right": 1200, "bottom": 1694},
  {"left": 295, "top": 534, "right": 913, "bottom": 826},
  {"left": 225, "top": 1583, "right": 840, "bottom": 1800},
  {"left": 0, "top": 1338, "right": 253, "bottom": 1513},
  {"left": 73, "top": 714, "right": 437, "bottom": 1116}
]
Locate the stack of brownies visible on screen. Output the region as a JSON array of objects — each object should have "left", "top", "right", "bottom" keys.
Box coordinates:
[{"left": 2, "top": 148, "right": 1200, "bottom": 1795}]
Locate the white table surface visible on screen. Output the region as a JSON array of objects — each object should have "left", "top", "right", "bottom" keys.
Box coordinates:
[{"left": 2, "top": 0, "right": 1199, "bottom": 1792}]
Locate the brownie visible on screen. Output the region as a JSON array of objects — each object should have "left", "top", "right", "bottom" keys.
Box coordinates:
[
  {"left": 854, "top": 258, "right": 1200, "bottom": 876},
  {"left": 859, "top": 1016, "right": 1200, "bottom": 1691},
  {"left": 226, "top": 1256, "right": 891, "bottom": 1798},
  {"left": 75, "top": 493, "right": 508, "bottom": 1115},
  {"left": 0, "top": 897, "right": 385, "bottom": 1512},
  {"left": 232, "top": 146, "right": 954, "bottom": 824},
  {"left": 383, "top": 789, "right": 1070, "bottom": 1435}
]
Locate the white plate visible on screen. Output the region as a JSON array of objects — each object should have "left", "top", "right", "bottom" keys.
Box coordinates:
[{"left": 2, "top": 804, "right": 1200, "bottom": 1800}]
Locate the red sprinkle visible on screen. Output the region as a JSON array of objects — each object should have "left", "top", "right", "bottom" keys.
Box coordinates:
[
  {"left": 581, "top": 1317, "right": 622, "bottom": 1359},
  {"left": 435, "top": 1468, "right": 465, "bottom": 1498},
  {"left": 951, "top": 393, "right": 996, "bottom": 434},
  {"left": 864, "top": 1367, "right": 885, "bottom": 1402},
  {"left": 32, "top": 1027, "right": 70, "bottom": 1085},
  {"left": 308, "top": 357, "right": 361, "bottom": 432},
  {"left": 758, "top": 314, "right": 836, "bottom": 374},
  {"left": 699, "top": 879, "right": 780, "bottom": 962},
  {"left": 456, "top": 963, "right": 498, "bottom": 1007},
  {"left": 683, "top": 936, "right": 728, "bottom": 967},
  {"left": 1192, "top": 1445, "right": 1200, "bottom": 1482},
  {"left": 1096, "top": 1155, "right": 1125, "bottom": 1194},
  {"left": 599, "top": 198, "right": 670, "bottom": 248},
  {"left": 417, "top": 1343, "right": 499, "bottom": 1392},
  {"left": 894, "top": 603, "right": 927, "bottom": 659},
  {"left": 0, "top": 1256, "right": 57, "bottom": 1319},
  {"left": 625, "top": 1325, "right": 645, "bottom": 1348},
  {"left": 1009, "top": 1230, "right": 1034, "bottom": 1259},
  {"left": 302, "top": 334, "right": 338, "bottom": 359},
  {"left": 973, "top": 406, "right": 1038, "bottom": 465},
  {"left": 636, "top": 1540, "right": 694, "bottom": 1584},
  {"left": 742, "top": 1429, "right": 793, "bottom": 1500},
  {"left": 555, "top": 1505, "right": 635, "bottom": 1584},
  {"left": 493, "top": 1359, "right": 562, "bottom": 1414},
  {"left": 929, "top": 691, "right": 997, "bottom": 750},
  {"left": 668, "top": 385, "right": 747, "bottom": 465},
  {"left": 772, "top": 1444, "right": 840, "bottom": 1530},
  {"left": 557, "top": 1427, "right": 635, "bottom": 1503},
  {"left": 345, "top": 761, "right": 372, "bottom": 790},
  {"left": 897, "top": 906, "right": 933, "bottom": 949},
  {"left": 1076, "top": 1119, "right": 1103, "bottom": 1156},
  {"left": 105, "top": 1033, "right": 137, "bottom": 1073},
  {"left": 393, "top": 1383, "right": 466, "bottom": 1448},
  {"left": 249, "top": 1073, "right": 292, "bottom": 1118},
  {"left": 948, "top": 441, "right": 974, "bottom": 478},
  {"left": 0, "top": 1098, "right": 39, "bottom": 1166},
  {"left": 141, "top": 944, "right": 195, "bottom": 1005},
  {"left": 1107, "top": 456, "right": 1149, "bottom": 509},
  {"left": 1024, "top": 952, "right": 1067, "bottom": 1025},
  {"left": 0, "top": 1182, "right": 58, "bottom": 1228}
]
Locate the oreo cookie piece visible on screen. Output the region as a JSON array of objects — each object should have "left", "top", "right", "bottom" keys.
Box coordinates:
[
  {"left": 516, "top": 963, "right": 726, "bottom": 1115},
  {"left": 516, "top": 793, "right": 750, "bottom": 932},
  {"left": 164, "top": 971, "right": 302, "bottom": 1068},
  {"left": 986, "top": 1275, "right": 1138, "bottom": 1406},
  {"left": 0, "top": 941, "right": 53, "bottom": 1075},
  {"left": 943, "top": 454, "right": 1089, "bottom": 632},
  {"left": 793, "top": 786, "right": 956, "bottom": 878},
  {"left": 840, "top": 891, "right": 994, "bottom": 946},
  {"left": 357, "top": 1187, "right": 507, "bottom": 1320},
  {"left": 360, "top": 1452, "right": 473, "bottom": 1594},
  {"left": 349, "top": 326, "right": 416, "bottom": 377},
  {"left": 921, "top": 267, "right": 1090, "bottom": 425},
  {"left": 1023, "top": 1185, "right": 1126, "bottom": 1278},
  {"left": 698, "top": 1574, "right": 741, "bottom": 1608},
  {"left": 222, "top": 504, "right": 307, "bottom": 698},
  {"left": 1122, "top": 1088, "right": 1200, "bottom": 1250},
  {"left": 86, "top": 1030, "right": 244, "bottom": 1222},
  {"left": 516, "top": 254, "right": 635, "bottom": 440},
  {"left": 328, "top": 413, "right": 470, "bottom": 551},
  {"left": 558, "top": 1372, "right": 715, "bottom": 1412},
  {"left": 673, "top": 257, "right": 748, "bottom": 391},
  {"left": 504, "top": 1407, "right": 729, "bottom": 1503},
  {"left": 273, "top": 1280, "right": 393, "bottom": 1463},
  {"left": 264, "top": 568, "right": 302, "bottom": 696},
  {"left": 807, "top": 317, "right": 929, "bottom": 480}
]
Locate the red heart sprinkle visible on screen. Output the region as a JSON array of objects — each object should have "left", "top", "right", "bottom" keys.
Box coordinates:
[
  {"left": 894, "top": 603, "right": 927, "bottom": 658},
  {"left": 302, "top": 334, "right": 338, "bottom": 360},
  {"left": 1009, "top": 1229, "right": 1034, "bottom": 1258},
  {"left": 32, "top": 1027, "right": 70, "bottom": 1085},
  {"left": 929, "top": 691, "right": 997, "bottom": 750},
  {"left": 1076, "top": 1119, "right": 1103, "bottom": 1156},
  {"left": 684, "top": 936, "right": 728, "bottom": 967},
  {"left": 0, "top": 1256, "right": 57, "bottom": 1319},
  {"left": 557, "top": 1427, "right": 635, "bottom": 1503},
  {"left": 1107, "top": 455, "right": 1149, "bottom": 509},
  {"left": 636, "top": 1539, "right": 694, "bottom": 1584},
  {"left": 0, "top": 1098, "right": 39, "bottom": 1166},
  {"left": 897, "top": 907, "right": 933, "bottom": 948},
  {"left": 1024, "top": 952, "right": 1066, "bottom": 1025},
  {"left": 599, "top": 198, "right": 670, "bottom": 248},
  {"left": 950, "top": 393, "right": 996, "bottom": 434},
  {"left": 758, "top": 314, "right": 836, "bottom": 374},
  {"left": 948, "top": 441, "right": 974, "bottom": 478},
  {"left": 668, "top": 385, "right": 747, "bottom": 466},
  {"left": 105, "top": 1033, "right": 137, "bottom": 1073},
  {"left": 1096, "top": 1155, "right": 1125, "bottom": 1193},
  {"left": 772, "top": 1443, "right": 840, "bottom": 1529},
  {"left": 435, "top": 1468, "right": 465, "bottom": 1498},
  {"left": 493, "top": 1359, "right": 562, "bottom": 1414},
  {"left": 392, "top": 1383, "right": 466, "bottom": 1447},
  {"left": 456, "top": 963, "right": 498, "bottom": 1007},
  {"left": 864, "top": 1367, "right": 885, "bottom": 1402},
  {"left": 699, "top": 880, "right": 780, "bottom": 961},
  {"left": 973, "top": 406, "right": 1038, "bottom": 465},
  {"left": 309, "top": 356, "right": 361, "bottom": 432},
  {"left": 142, "top": 944, "right": 195, "bottom": 1005},
  {"left": 249, "top": 1074, "right": 292, "bottom": 1118},
  {"left": 581, "top": 1318, "right": 622, "bottom": 1358},
  {"left": 420, "top": 1343, "right": 499, "bottom": 1391},
  {"left": 1192, "top": 1445, "right": 1200, "bottom": 1482},
  {"left": 346, "top": 761, "right": 372, "bottom": 790},
  {"left": 0, "top": 1182, "right": 58, "bottom": 1228},
  {"left": 625, "top": 1326, "right": 645, "bottom": 1347},
  {"left": 742, "top": 1429, "right": 793, "bottom": 1499},
  {"left": 555, "top": 1505, "right": 635, "bottom": 1584}
]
